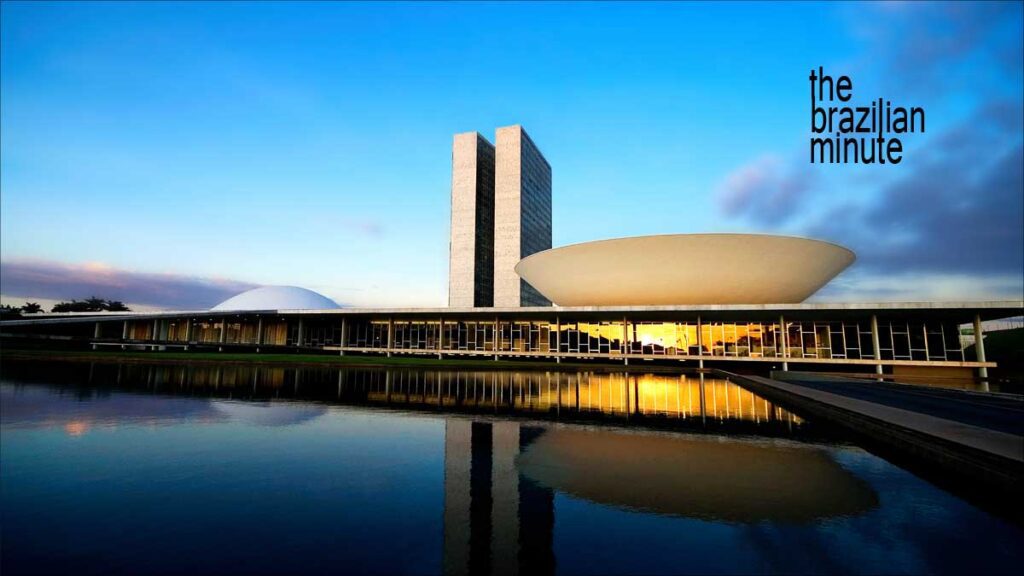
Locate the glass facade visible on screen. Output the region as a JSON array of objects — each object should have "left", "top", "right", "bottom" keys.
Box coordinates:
[
  {"left": 164, "top": 319, "right": 189, "bottom": 342},
  {"left": 262, "top": 322, "right": 288, "bottom": 346},
  {"left": 129, "top": 318, "right": 291, "bottom": 346},
  {"left": 191, "top": 320, "right": 218, "bottom": 343},
  {"left": 294, "top": 319, "right": 342, "bottom": 347},
  {"left": 110, "top": 314, "right": 970, "bottom": 365},
  {"left": 347, "top": 319, "right": 389, "bottom": 349},
  {"left": 126, "top": 321, "right": 153, "bottom": 341},
  {"left": 499, "top": 321, "right": 553, "bottom": 353},
  {"left": 392, "top": 320, "right": 442, "bottom": 351}
]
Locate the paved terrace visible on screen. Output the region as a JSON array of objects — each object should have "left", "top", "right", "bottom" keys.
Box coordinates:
[
  {"left": 724, "top": 371, "right": 1024, "bottom": 504},
  {"left": 768, "top": 373, "right": 1024, "bottom": 436}
]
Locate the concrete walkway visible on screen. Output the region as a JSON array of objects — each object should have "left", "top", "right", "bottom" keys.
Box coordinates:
[
  {"left": 721, "top": 370, "right": 1024, "bottom": 502},
  {"left": 737, "top": 373, "right": 1023, "bottom": 463},
  {"left": 770, "top": 372, "right": 1024, "bottom": 435}
]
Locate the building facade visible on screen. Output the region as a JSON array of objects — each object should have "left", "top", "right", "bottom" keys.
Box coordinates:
[
  {"left": 494, "top": 125, "right": 552, "bottom": 307},
  {"left": 449, "top": 132, "right": 496, "bottom": 307},
  {"left": 3, "top": 302, "right": 1015, "bottom": 382}
]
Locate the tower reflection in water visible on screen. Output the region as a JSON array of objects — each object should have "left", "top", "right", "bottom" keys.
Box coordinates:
[{"left": 443, "top": 420, "right": 556, "bottom": 576}]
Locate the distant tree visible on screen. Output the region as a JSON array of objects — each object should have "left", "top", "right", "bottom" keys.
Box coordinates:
[
  {"left": 83, "top": 296, "right": 108, "bottom": 311},
  {"left": 0, "top": 304, "right": 22, "bottom": 320},
  {"left": 51, "top": 300, "right": 90, "bottom": 312},
  {"left": 50, "top": 297, "right": 131, "bottom": 313},
  {"left": 50, "top": 301, "right": 72, "bottom": 312},
  {"left": 21, "top": 302, "right": 43, "bottom": 314}
]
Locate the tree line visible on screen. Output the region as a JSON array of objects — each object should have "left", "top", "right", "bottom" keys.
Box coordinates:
[{"left": 0, "top": 297, "right": 131, "bottom": 319}]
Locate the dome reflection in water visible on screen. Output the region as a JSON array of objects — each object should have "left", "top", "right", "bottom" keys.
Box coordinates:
[{"left": 517, "top": 428, "right": 878, "bottom": 523}]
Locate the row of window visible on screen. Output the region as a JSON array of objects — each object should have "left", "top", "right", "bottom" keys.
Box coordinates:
[
  {"left": 126, "top": 320, "right": 289, "bottom": 346},
  {"left": 123, "top": 317, "right": 966, "bottom": 362}
]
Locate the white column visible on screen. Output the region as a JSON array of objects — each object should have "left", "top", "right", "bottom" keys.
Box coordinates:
[
  {"left": 555, "top": 316, "right": 561, "bottom": 363},
  {"left": 339, "top": 317, "right": 346, "bottom": 356},
  {"left": 386, "top": 317, "right": 393, "bottom": 357},
  {"left": 779, "top": 315, "right": 789, "bottom": 372},
  {"left": 697, "top": 315, "right": 704, "bottom": 370},
  {"left": 296, "top": 318, "right": 304, "bottom": 347},
  {"left": 92, "top": 322, "right": 101, "bottom": 350},
  {"left": 494, "top": 316, "right": 500, "bottom": 361},
  {"left": 871, "top": 314, "right": 883, "bottom": 380},
  {"left": 974, "top": 314, "right": 989, "bottom": 389},
  {"left": 256, "top": 316, "right": 263, "bottom": 346},
  {"left": 219, "top": 317, "right": 227, "bottom": 344},
  {"left": 437, "top": 317, "right": 444, "bottom": 359},
  {"left": 622, "top": 316, "right": 629, "bottom": 366}
]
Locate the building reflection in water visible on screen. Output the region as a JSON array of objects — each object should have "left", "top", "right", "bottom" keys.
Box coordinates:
[
  {"left": 2, "top": 360, "right": 882, "bottom": 576},
  {"left": 59, "top": 363, "right": 806, "bottom": 434},
  {"left": 3, "top": 361, "right": 808, "bottom": 434},
  {"left": 2, "top": 362, "right": 809, "bottom": 437},
  {"left": 443, "top": 420, "right": 555, "bottom": 576}
]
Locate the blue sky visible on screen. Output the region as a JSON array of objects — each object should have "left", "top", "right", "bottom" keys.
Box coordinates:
[{"left": 2, "top": 1, "right": 1021, "bottom": 308}]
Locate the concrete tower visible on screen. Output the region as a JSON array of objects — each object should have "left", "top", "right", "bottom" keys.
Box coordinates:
[
  {"left": 494, "top": 125, "right": 552, "bottom": 307},
  {"left": 448, "top": 132, "right": 496, "bottom": 307}
]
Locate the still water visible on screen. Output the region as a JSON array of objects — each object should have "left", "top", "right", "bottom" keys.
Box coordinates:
[{"left": 1, "top": 360, "right": 1021, "bottom": 575}]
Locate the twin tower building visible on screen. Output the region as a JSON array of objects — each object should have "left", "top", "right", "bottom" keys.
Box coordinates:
[{"left": 448, "top": 125, "right": 552, "bottom": 308}]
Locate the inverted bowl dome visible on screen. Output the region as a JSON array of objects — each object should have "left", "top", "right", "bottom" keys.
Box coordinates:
[
  {"left": 514, "top": 233, "right": 855, "bottom": 306},
  {"left": 211, "top": 286, "right": 340, "bottom": 311}
]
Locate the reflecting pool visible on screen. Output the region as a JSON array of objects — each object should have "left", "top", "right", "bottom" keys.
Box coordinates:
[{"left": 1, "top": 360, "right": 1021, "bottom": 575}]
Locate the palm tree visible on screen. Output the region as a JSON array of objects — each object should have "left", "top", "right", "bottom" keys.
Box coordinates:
[
  {"left": 21, "top": 302, "right": 43, "bottom": 314},
  {"left": 83, "top": 297, "right": 107, "bottom": 311},
  {"left": 50, "top": 297, "right": 131, "bottom": 313}
]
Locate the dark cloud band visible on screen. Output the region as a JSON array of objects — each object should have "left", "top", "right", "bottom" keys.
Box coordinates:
[{"left": 0, "top": 259, "right": 257, "bottom": 310}]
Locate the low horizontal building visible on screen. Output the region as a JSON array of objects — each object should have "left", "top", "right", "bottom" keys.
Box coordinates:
[{"left": 2, "top": 299, "right": 1019, "bottom": 383}]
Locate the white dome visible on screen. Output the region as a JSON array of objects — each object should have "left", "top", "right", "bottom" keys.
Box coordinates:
[{"left": 211, "top": 286, "right": 340, "bottom": 311}]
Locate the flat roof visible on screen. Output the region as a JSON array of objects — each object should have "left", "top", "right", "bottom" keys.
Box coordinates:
[{"left": 2, "top": 301, "right": 1021, "bottom": 326}]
